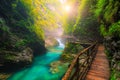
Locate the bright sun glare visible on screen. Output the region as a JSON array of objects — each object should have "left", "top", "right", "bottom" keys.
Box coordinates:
[
  {"left": 59, "top": 0, "right": 71, "bottom": 13},
  {"left": 65, "top": 5, "right": 71, "bottom": 12}
]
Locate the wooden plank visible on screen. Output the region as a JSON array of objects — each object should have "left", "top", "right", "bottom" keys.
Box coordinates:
[
  {"left": 86, "top": 45, "right": 110, "bottom": 80},
  {"left": 62, "top": 42, "right": 97, "bottom": 80}
]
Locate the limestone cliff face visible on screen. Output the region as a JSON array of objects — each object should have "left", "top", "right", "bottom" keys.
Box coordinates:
[
  {"left": 0, "top": 48, "right": 33, "bottom": 66},
  {"left": 0, "top": 0, "right": 46, "bottom": 68}
]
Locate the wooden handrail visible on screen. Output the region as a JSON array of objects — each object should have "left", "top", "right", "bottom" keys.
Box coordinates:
[{"left": 62, "top": 42, "right": 98, "bottom": 80}]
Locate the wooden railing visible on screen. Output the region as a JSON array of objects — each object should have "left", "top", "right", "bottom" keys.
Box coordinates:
[{"left": 62, "top": 42, "right": 98, "bottom": 80}]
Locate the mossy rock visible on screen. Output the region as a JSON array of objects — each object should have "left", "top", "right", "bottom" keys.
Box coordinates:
[
  {"left": 0, "top": 47, "right": 33, "bottom": 66},
  {"left": 60, "top": 53, "right": 76, "bottom": 62},
  {"left": 50, "top": 61, "right": 61, "bottom": 74},
  {"left": 63, "top": 42, "right": 84, "bottom": 54}
]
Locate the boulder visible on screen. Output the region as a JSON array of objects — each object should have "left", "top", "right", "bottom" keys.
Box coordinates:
[
  {"left": 49, "top": 61, "right": 69, "bottom": 74},
  {"left": 50, "top": 61, "right": 61, "bottom": 74},
  {"left": 0, "top": 47, "right": 33, "bottom": 67}
]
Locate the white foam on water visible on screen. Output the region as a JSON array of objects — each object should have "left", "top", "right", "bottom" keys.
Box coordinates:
[{"left": 56, "top": 38, "right": 65, "bottom": 48}]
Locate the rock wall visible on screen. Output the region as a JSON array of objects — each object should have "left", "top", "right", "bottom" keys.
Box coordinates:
[
  {"left": 0, "top": 0, "right": 46, "bottom": 70},
  {"left": 104, "top": 36, "right": 120, "bottom": 79}
]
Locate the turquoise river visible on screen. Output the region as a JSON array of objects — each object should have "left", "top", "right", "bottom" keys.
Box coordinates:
[{"left": 8, "top": 38, "right": 67, "bottom": 80}]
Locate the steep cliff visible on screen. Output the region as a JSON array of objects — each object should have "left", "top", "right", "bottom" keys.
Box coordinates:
[{"left": 0, "top": 0, "right": 46, "bottom": 68}]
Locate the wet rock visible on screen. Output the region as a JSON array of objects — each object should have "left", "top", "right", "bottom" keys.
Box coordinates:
[
  {"left": 50, "top": 61, "right": 61, "bottom": 74},
  {"left": 60, "top": 53, "right": 76, "bottom": 62},
  {"left": 49, "top": 61, "right": 69, "bottom": 74},
  {"left": 50, "top": 67, "right": 59, "bottom": 74},
  {"left": 15, "top": 47, "right": 33, "bottom": 63},
  {"left": 0, "top": 47, "right": 33, "bottom": 67}
]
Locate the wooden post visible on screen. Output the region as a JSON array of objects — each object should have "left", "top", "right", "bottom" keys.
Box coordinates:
[
  {"left": 62, "top": 42, "right": 97, "bottom": 80},
  {"left": 76, "top": 58, "right": 79, "bottom": 79}
]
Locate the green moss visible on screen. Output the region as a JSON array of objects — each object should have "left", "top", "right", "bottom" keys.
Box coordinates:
[
  {"left": 100, "top": 21, "right": 120, "bottom": 37},
  {"left": 104, "top": 0, "right": 119, "bottom": 23},
  {"left": 61, "top": 53, "right": 74, "bottom": 62},
  {"left": 4, "top": 53, "right": 15, "bottom": 60},
  {"left": 0, "top": 18, "right": 9, "bottom": 32},
  {"left": 109, "top": 21, "right": 120, "bottom": 37},
  {"left": 15, "top": 39, "right": 27, "bottom": 48},
  {"left": 94, "top": 0, "right": 120, "bottom": 38},
  {"left": 63, "top": 42, "right": 83, "bottom": 54}
]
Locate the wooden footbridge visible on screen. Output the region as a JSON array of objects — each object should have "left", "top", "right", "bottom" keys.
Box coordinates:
[{"left": 62, "top": 42, "right": 110, "bottom": 80}]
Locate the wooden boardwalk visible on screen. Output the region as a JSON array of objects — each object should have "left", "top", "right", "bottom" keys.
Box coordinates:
[{"left": 86, "top": 45, "right": 110, "bottom": 80}]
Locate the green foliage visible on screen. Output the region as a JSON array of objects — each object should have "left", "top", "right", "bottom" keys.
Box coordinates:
[
  {"left": 0, "top": 18, "right": 9, "bottom": 32},
  {"left": 109, "top": 21, "right": 120, "bottom": 37},
  {"left": 73, "top": 14, "right": 99, "bottom": 40},
  {"left": 63, "top": 19, "right": 75, "bottom": 34},
  {"left": 15, "top": 39, "right": 27, "bottom": 48},
  {"left": 70, "top": 0, "right": 101, "bottom": 41},
  {"left": 100, "top": 24, "right": 108, "bottom": 36},
  {"left": 110, "top": 63, "right": 120, "bottom": 80},
  {"left": 73, "top": 0, "right": 88, "bottom": 31},
  {"left": 100, "top": 21, "right": 120, "bottom": 37},
  {"left": 4, "top": 54, "right": 15, "bottom": 60},
  {"left": 18, "top": 0, "right": 45, "bottom": 39},
  {"left": 61, "top": 53, "right": 74, "bottom": 62},
  {"left": 94, "top": 0, "right": 120, "bottom": 38},
  {"left": 61, "top": 42, "right": 83, "bottom": 62},
  {"left": 19, "top": 0, "right": 65, "bottom": 39},
  {"left": 63, "top": 42, "right": 83, "bottom": 54},
  {"left": 110, "top": 70, "right": 117, "bottom": 80},
  {"left": 104, "top": 0, "right": 119, "bottom": 23},
  {"left": 94, "top": 0, "right": 106, "bottom": 17},
  {"left": 0, "top": 0, "right": 64, "bottom": 46},
  {"left": 62, "top": 0, "right": 80, "bottom": 34}
]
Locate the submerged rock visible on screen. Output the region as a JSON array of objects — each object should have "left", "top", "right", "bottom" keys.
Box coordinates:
[
  {"left": 0, "top": 73, "right": 11, "bottom": 80},
  {"left": 49, "top": 61, "right": 69, "bottom": 74},
  {"left": 50, "top": 61, "right": 61, "bottom": 74}
]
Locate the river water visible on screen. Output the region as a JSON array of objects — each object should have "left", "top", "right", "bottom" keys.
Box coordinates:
[{"left": 8, "top": 38, "right": 67, "bottom": 80}]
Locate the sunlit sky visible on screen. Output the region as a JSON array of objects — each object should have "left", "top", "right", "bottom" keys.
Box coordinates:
[
  {"left": 59, "top": 0, "right": 66, "bottom": 4},
  {"left": 59, "top": 0, "right": 71, "bottom": 13}
]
